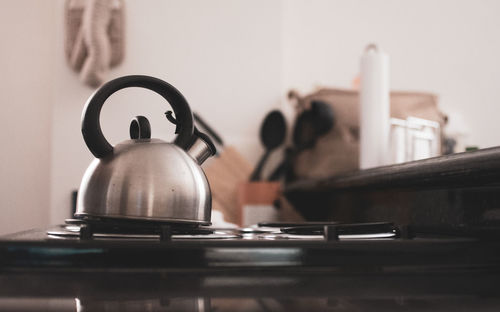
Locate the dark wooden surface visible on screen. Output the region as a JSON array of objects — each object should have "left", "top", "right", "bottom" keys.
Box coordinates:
[
  {"left": 285, "top": 146, "right": 500, "bottom": 193},
  {"left": 284, "top": 147, "right": 500, "bottom": 226}
]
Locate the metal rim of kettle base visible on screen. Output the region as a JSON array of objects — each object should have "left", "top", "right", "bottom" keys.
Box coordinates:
[{"left": 73, "top": 212, "right": 212, "bottom": 226}]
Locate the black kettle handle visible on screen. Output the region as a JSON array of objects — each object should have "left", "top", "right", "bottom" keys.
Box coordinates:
[{"left": 81, "top": 75, "right": 195, "bottom": 158}]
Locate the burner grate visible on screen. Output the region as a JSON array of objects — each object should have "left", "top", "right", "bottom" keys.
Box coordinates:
[
  {"left": 63, "top": 218, "right": 215, "bottom": 241},
  {"left": 47, "top": 220, "right": 403, "bottom": 242}
]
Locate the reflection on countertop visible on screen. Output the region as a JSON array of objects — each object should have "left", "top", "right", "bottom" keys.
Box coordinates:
[{"left": 1, "top": 270, "right": 500, "bottom": 311}]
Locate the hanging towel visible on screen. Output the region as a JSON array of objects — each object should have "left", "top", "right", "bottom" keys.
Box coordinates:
[{"left": 65, "top": 0, "right": 125, "bottom": 87}]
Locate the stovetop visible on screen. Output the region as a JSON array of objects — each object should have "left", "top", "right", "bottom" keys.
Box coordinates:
[
  {"left": 43, "top": 219, "right": 399, "bottom": 242},
  {"left": 2, "top": 219, "right": 500, "bottom": 272},
  {"left": 2, "top": 220, "right": 500, "bottom": 311}
]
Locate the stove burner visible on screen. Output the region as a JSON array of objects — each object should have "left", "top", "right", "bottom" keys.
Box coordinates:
[
  {"left": 46, "top": 219, "right": 401, "bottom": 242},
  {"left": 281, "top": 222, "right": 400, "bottom": 241},
  {"left": 47, "top": 218, "right": 239, "bottom": 241},
  {"left": 254, "top": 222, "right": 399, "bottom": 241}
]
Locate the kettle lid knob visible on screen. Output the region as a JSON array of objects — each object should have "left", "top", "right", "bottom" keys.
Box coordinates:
[{"left": 129, "top": 116, "right": 151, "bottom": 140}]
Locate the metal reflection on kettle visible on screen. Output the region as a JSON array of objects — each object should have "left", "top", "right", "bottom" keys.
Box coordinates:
[{"left": 75, "top": 75, "right": 216, "bottom": 225}]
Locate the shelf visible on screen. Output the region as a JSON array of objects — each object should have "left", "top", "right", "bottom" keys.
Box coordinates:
[{"left": 285, "top": 146, "right": 500, "bottom": 194}]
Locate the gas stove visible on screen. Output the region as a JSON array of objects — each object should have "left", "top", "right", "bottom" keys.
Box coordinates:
[
  {"left": 2, "top": 218, "right": 500, "bottom": 270},
  {"left": 45, "top": 218, "right": 399, "bottom": 241},
  {"left": 2, "top": 219, "right": 500, "bottom": 311}
]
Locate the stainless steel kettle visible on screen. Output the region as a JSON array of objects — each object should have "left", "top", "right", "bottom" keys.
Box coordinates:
[{"left": 75, "top": 75, "right": 216, "bottom": 225}]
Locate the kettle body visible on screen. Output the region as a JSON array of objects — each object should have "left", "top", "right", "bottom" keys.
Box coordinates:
[{"left": 75, "top": 75, "right": 215, "bottom": 225}]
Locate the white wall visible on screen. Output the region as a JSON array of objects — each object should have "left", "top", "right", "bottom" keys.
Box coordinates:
[
  {"left": 49, "top": 0, "right": 283, "bottom": 223},
  {"left": 0, "top": 1, "right": 54, "bottom": 234},
  {"left": 282, "top": 0, "right": 500, "bottom": 148}
]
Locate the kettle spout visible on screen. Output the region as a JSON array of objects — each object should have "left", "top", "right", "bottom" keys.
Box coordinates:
[{"left": 187, "top": 132, "right": 216, "bottom": 165}]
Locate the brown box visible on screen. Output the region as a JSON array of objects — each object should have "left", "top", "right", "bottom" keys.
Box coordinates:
[{"left": 237, "top": 182, "right": 281, "bottom": 226}]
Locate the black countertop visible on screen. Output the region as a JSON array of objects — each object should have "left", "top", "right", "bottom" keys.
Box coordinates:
[{"left": 2, "top": 270, "right": 500, "bottom": 311}]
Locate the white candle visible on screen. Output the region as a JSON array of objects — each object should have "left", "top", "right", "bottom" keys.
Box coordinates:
[{"left": 360, "top": 44, "right": 390, "bottom": 169}]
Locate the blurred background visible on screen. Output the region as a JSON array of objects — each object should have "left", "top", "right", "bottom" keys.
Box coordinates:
[{"left": 1, "top": 0, "right": 500, "bottom": 234}]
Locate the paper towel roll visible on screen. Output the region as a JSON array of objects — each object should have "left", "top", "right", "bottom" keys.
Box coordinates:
[{"left": 360, "top": 44, "right": 390, "bottom": 169}]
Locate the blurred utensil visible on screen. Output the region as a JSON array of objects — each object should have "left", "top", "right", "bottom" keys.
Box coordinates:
[
  {"left": 268, "top": 147, "right": 293, "bottom": 181},
  {"left": 269, "top": 101, "right": 335, "bottom": 182},
  {"left": 249, "top": 110, "right": 286, "bottom": 181},
  {"left": 293, "top": 100, "right": 335, "bottom": 151}
]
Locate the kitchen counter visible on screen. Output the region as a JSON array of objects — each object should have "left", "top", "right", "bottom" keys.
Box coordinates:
[
  {"left": 2, "top": 225, "right": 500, "bottom": 311},
  {"left": 284, "top": 147, "right": 500, "bottom": 225}
]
